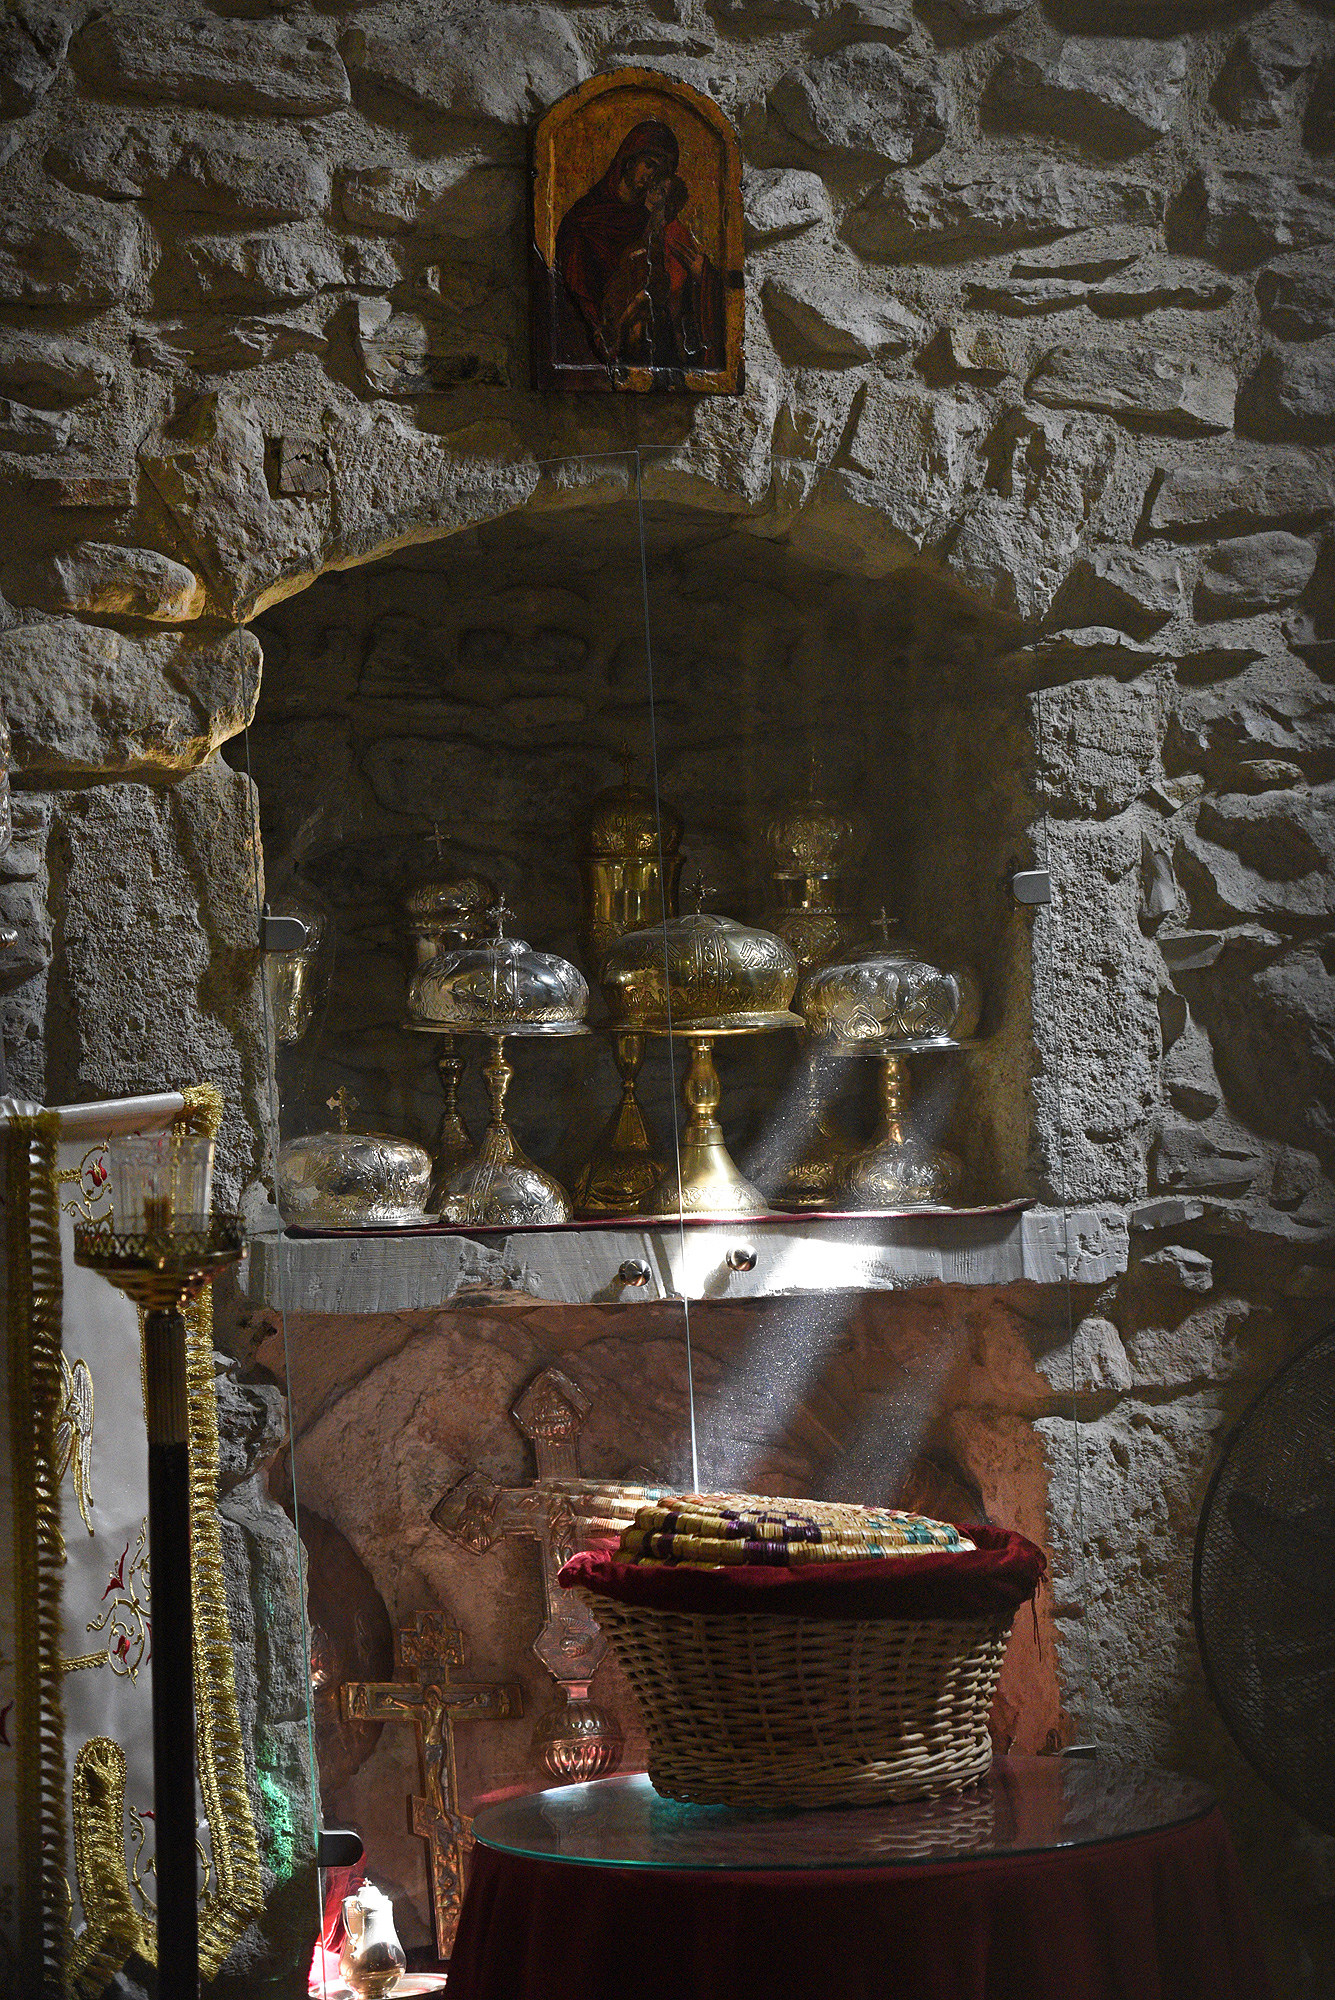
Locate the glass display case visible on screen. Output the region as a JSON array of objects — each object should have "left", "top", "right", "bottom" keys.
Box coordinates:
[{"left": 227, "top": 451, "right": 1113, "bottom": 1984}]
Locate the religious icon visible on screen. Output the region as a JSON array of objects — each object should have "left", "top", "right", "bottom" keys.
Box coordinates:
[{"left": 532, "top": 68, "right": 744, "bottom": 394}]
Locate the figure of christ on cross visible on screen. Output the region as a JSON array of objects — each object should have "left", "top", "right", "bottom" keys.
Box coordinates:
[{"left": 340, "top": 1610, "right": 522, "bottom": 1962}]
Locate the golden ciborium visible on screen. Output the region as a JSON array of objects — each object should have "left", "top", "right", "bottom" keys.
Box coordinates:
[
  {"left": 797, "top": 912, "right": 981, "bottom": 1209},
  {"left": 761, "top": 756, "right": 868, "bottom": 974},
  {"left": 578, "top": 746, "right": 684, "bottom": 977},
  {"left": 73, "top": 1132, "right": 244, "bottom": 2000},
  {"left": 407, "top": 897, "right": 589, "bottom": 1226},
  {"left": 600, "top": 883, "right": 801, "bottom": 1218}
]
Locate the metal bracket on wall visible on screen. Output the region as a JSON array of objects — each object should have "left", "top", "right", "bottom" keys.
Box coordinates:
[
  {"left": 1011, "top": 869, "right": 1052, "bottom": 906},
  {"left": 259, "top": 906, "right": 313, "bottom": 951}
]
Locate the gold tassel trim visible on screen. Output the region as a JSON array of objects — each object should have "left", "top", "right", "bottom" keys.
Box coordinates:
[{"left": 7, "top": 1112, "right": 68, "bottom": 1997}]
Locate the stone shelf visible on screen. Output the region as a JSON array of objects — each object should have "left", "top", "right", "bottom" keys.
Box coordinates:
[{"left": 241, "top": 1202, "right": 1129, "bottom": 1316}]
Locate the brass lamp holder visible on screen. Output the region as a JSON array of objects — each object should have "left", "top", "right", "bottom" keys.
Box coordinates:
[
  {"left": 73, "top": 1215, "right": 245, "bottom": 2000},
  {"left": 639, "top": 1022, "right": 791, "bottom": 1220},
  {"left": 571, "top": 1030, "right": 665, "bottom": 1218},
  {"left": 832, "top": 1040, "right": 971, "bottom": 1210}
]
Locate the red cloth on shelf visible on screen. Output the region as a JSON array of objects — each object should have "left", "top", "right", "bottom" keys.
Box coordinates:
[
  {"left": 560, "top": 1523, "right": 1045, "bottom": 1622},
  {"left": 447, "top": 1806, "right": 1271, "bottom": 2000}
]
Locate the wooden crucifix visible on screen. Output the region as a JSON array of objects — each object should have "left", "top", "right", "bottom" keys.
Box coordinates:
[{"left": 340, "top": 1609, "right": 521, "bottom": 1961}]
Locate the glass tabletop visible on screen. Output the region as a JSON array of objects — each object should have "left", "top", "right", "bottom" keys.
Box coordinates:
[{"left": 470, "top": 1759, "right": 1216, "bottom": 1873}]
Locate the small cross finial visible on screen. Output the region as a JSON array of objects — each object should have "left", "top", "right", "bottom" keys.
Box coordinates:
[
  {"left": 688, "top": 871, "right": 716, "bottom": 915},
  {"left": 431, "top": 823, "right": 445, "bottom": 862},
  {"left": 872, "top": 907, "right": 892, "bottom": 945},
  {"left": 618, "top": 741, "right": 635, "bottom": 788},
  {"left": 808, "top": 750, "right": 822, "bottom": 796},
  {"left": 327, "top": 1086, "right": 358, "bottom": 1130},
  {"left": 489, "top": 894, "right": 512, "bottom": 940}
]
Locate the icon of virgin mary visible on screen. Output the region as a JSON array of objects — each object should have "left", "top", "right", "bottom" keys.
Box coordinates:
[{"left": 553, "top": 120, "right": 724, "bottom": 378}]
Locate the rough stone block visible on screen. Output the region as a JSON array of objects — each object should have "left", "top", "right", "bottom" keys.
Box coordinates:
[
  {"left": 1152, "top": 1119, "right": 1262, "bottom": 1194},
  {"left": 72, "top": 10, "right": 350, "bottom": 116},
  {"left": 339, "top": 162, "right": 522, "bottom": 238},
  {"left": 51, "top": 125, "right": 333, "bottom": 224},
  {"left": 277, "top": 437, "right": 329, "bottom": 499},
  {"left": 1034, "top": 671, "right": 1170, "bottom": 815},
  {"left": 1256, "top": 264, "right": 1335, "bottom": 342},
  {"left": 43, "top": 763, "right": 267, "bottom": 1205},
  {"left": 1195, "top": 531, "right": 1318, "bottom": 619},
  {"left": 353, "top": 300, "right": 510, "bottom": 395},
  {"left": 967, "top": 267, "right": 1229, "bottom": 317},
  {"left": 1149, "top": 441, "right": 1335, "bottom": 534},
  {"left": 1172, "top": 653, "right": 1335, "bottom": 770},
  {"left": 159, "top": 227, "right": 397, "bottom": 310},
  {"left": 770, "top": 44, "right": 949, "bottom": 165},
  {"left": 919, "top": 323, "right": 1010, "bottom": 384},
  {"left": 1170, "top": 168, "right": 1335, "bottom": 271},
  {"left": 1191, "top": 943, "right": 1334, "bottom": 1160},
  {"left": 1139, "top": 1244, "right": 1214, "bottom": 1291},
  {"left": 844, "top": 164, "right": 1161, "bottom": 263},
  {"left": 0, "top": 397, "right": 71, "bottom": 453},
  {"left": 1238, "top": 338, "right": 1335, "bottom": 445},
  {"left": 0, "top": 191, "right": 146, "bottom": 306},
  {"left": 133, "top": 312, "right": 329, "bottom": 376},
  {"left": 945, "top": 408, "right": 1117, "bottom": 622},
  {"left": 743, "top": 167, "right": 832, "bottom": 241},
  {"left": 32, "top": 474, "right": 136, "bottom": 511},
  {"left": 1051, "top": 547, "right": 1184, "bottom": 637},
  {"left": 985, "top": 35, "right": 1185, "bottom": 155},
  {"left": 761, "top": 270, "right": 921, "bottom": 363},
  {"left": 141, "top": 394, "right": 328, "bottom": 622},
  {"left": 1, "top": 619, "right": 258, "bottom": 779},
  {"left": 1028, "top": 340, "right": 1235, "bottom": 435},
  {"left": 0, "top": 329, "right": 113, "bottom": 404},
  {"left": 342, "top": 5, "right": 587, "bottom": 137},
  {"left": 1306, "top": 54, "right": 1335, "bottom": 154},
  {"left": 1194, "top": 786, "right": 1334, "bottom": 907},
  {"left": 833, "top": 381, "right": 986, "bottom": 553},
  {"left": 1211, "top": 19, "right": 1315, "bottom": 129},
  {"left": 0, "top": 6, "right": 70, "bottom": 115},
  {"left": 2, "top": 541, "right": 204, "bottom": 621}
]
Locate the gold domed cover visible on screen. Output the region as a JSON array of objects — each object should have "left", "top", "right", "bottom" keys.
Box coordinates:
[
  {"left": 798, "top": 937, "right": 980, "bottom": 1046},
  {"left": 764, "top": 773, "right": 868, "bottom": 878},
  {"left": 601, "top": 910, "right": 800, "bottom": 1033},
  {"left": 404, "top": 872, "right": 496, "bottom": 926},
  {"left": 586, "top": 753, "right": 682, "bottom": 859},
  {"left": 408, "top": 903, "right": 588, "bottom": 1031}
]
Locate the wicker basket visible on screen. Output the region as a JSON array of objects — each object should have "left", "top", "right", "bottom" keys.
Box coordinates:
[{"left": 576, "top": 1591, "right": 1008, "bottom": 1810}]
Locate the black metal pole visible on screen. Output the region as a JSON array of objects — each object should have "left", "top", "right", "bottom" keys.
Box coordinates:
[{"left": 143, "top": 1306, "right": 198, "bottom": 2000}]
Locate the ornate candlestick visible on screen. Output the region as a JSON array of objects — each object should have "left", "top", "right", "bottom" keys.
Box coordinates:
[
  {"left": 73, "top": 1132, "right": 243, "bottom": 2000},
  {"left": 428, "top": 1038, "right": 474, "bottom": 1207},
  {"left": 571, "top": 1031, "right": 665, "bottom": 1217}
]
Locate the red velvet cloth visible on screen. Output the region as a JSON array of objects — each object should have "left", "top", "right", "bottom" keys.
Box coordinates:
[
  {"left": 560, "top": 1524, "right": 1045, "bottom": 1622},
  {"left": 448, "top": 1805, "right": 1271, "bottom": 2000}
]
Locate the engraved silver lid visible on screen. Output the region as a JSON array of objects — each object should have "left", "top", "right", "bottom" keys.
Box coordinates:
[
  {"left": 797, "top": 912, "right": 980, "bottom": 1047},
  {"left": 407, "top": 896, "right": 589, "bottom": 1034},
  {"left": 277, "top": 1088, "right": 432, "bottom": 1227}
]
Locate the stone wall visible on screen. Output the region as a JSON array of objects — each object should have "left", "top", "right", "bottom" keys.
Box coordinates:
[{"left": 0, "top": 0, "right": 1332, "bottom": 1990}]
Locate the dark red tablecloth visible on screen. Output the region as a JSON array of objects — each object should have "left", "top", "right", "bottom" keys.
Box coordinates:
[{"left": 448, "top": 1805, "right": 1271, "bottom": 2000}]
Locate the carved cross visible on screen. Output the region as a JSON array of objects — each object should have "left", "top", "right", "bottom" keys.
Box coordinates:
[
  {"left": 340, "top": 1610, "right": 521, "bottom": 1962},
  {"left": 430, "top": 1368, "right": 607, "bottom": 1696}
]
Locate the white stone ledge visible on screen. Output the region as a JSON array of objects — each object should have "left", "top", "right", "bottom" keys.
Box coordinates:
[{"left": 240, "top": 1202, "right": 1129, "bottom": 1316}]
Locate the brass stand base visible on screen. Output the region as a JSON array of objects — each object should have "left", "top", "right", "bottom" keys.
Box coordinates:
[
  {"left": 439, "top": 1037, "right": 572, "bottom": 1226},
  {"left": 572, "top": 1033, "right": 664, "bottom": 1218},
  {"left": 640, "top": 1034, "right": 770, "bottom": 1220},
  {"left": 834, "top": 1051, "right": 963, "bottom": 1209}
]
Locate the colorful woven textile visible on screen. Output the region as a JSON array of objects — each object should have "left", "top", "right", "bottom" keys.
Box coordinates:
[{"left": 614, "top": 1494, "right": 974, "bottom": 1568}]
